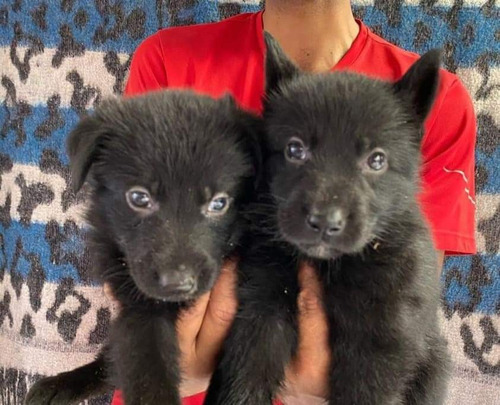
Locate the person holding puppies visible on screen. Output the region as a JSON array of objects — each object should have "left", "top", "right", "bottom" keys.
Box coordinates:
[{"left": 113, "top": 1, "right": 476, "bottom": 404}]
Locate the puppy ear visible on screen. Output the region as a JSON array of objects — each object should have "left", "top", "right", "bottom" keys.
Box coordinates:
[
  {"left": 66, "top": 114, "right": 105, "bottom": 193},
  {"left": 264, "top": 31, "right": 300, "bottom": 96},
  {"left": 393, "top": 49, "right": 442, "bottom": 124}
]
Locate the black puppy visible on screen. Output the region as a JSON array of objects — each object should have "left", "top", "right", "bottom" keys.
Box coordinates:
[
  {"left": 204, "top": 35, "right": 449, "bottom": 405},
  {"left": 25, "top": 91, "right": 261, "bottom": 405}
]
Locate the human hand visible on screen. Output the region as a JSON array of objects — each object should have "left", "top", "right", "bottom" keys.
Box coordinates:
[
  {"left": 175, "top": 258, "right": 238, "bottom": 397},
  {"left": 281, "top": 262, "right": 330, "bottom": 404}
]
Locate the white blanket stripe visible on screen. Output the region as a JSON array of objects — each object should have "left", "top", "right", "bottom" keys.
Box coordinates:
[
  {"left": 1, "top": 46, "right": 499, "bottom": 127},
  {"left": 1, "top": 307, "right": 498, "bottom": 387},
  {"left": 0, "top": 47, "right": 126, "bottom": 107}
]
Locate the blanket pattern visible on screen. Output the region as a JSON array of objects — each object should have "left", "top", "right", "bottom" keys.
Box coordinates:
[{"left": 0, "top": 1, "right": 499, "bottom": 404}]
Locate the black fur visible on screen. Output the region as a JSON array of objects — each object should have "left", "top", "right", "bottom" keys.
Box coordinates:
[
  {"left": 25, "top": 91, "right": 262, "bottom": 405},
  {"left": 205, "top": 34, "right": 449, "bottom": 405}
]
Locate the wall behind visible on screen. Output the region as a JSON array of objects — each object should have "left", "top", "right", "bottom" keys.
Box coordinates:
[{"left": 0, "top": 1, "right": 498, "bottom": 404}]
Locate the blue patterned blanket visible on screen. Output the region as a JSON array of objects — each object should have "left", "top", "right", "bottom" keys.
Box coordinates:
[{"left": 0, "top": 1, "right": 498, "bottom": 404}]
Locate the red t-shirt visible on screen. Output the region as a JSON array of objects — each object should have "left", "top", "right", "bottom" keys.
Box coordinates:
[{"left": 114, "top": 10, "right": 477, "bottom": 405}]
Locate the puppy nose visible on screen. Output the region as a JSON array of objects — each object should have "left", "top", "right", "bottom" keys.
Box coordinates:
[
  {"left": 306, "top": 214, "right": 323, "bottom": 232},
  {"left": 306, "top": 209, "right": 345, "bottom": 236},
  {"left": 158, "top": 271, "right": 196, "bottom": 292},
  {"left": 326, "top": 209, "right": 345, "bottom": 235}
]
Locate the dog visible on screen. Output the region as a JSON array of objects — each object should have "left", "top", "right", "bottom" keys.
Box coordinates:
[
  {"left": 25, "top": 90, "right": 262, "bottom": 405},
  {"left": 204, "top": 34, "right": 450, "bottom": 405}
]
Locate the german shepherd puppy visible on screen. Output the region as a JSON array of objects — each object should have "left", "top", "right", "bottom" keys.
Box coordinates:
[
  {"left": 25, "top": 91, "right": 261, "bottom": 405},
  {"left": 205, "top": 35, "right": 449, "bottom": 405}
]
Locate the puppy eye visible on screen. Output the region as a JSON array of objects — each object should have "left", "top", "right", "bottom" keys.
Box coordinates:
[
  {"left": 366, "top": 149, "right": 387, "bottom": 172},
  {"left": 204, "top": 192, "right": 231, "bottom": 217},
  {"left": 285, "top": 137, "right": 309, "bottom": 163},
  {"left": 209, "top": 197, "right": 227, "bottom": 212},
  {"left": 126, "top": 187, "right": 156, "bottom": 212},
  {"left": 130, "top": 191, "right": 150, "bottom": 208}
]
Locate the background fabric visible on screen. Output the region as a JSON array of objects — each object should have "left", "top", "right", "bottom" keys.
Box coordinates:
[{"left": 0, "top": 1, "right": 498, "bottom": 404}]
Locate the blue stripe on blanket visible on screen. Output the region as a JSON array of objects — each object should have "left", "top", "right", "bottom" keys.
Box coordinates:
[
  {"left": 2, "top": 217, "right": 500, "bottom": 315},
  {"left": 174, "top": 0, "right": 261, "bottom": 24},
  {"left": 0, "top": 2, "right": 498, "bottom": 67},
  {"left": 476, "top": 148, "right": 500, "bottom": 194},
  {"left": 1, "top": 220, "right": 93, "bottom": 286},
  {"left": 0, "top": 0, "right": 260, "bottom": 54},
  {"left": 358, "top": 5, "right": 500, "bottom": 64},
  {"left": 0, "top": 105, "right": 78, "bottom": 166},
  {"left": 442, "top": 255, "right": 500, "bottom": 315}
]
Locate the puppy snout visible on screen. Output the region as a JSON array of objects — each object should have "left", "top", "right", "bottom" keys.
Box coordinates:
[{"left": 306, "top": 208, "right": 346, "bottom": 236}]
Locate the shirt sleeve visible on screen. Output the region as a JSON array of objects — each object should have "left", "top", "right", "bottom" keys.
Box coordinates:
[
  {"left": 124, "top": 32, "right": 168, "bottom": 96},
  {"left": 418, "top": 77, "right": 477, "bottom": 255}
]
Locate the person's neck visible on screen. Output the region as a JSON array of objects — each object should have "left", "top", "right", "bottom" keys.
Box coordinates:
[{"left": 262, "top": 0, "right": 359, "bottom": 72}]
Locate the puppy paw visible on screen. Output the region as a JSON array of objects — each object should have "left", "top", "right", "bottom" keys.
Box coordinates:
[{"left": 25, "top": 375, "right": 81, "bottom": 405}]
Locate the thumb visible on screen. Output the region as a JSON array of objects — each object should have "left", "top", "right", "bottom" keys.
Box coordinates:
[
  {"left": 297, "top": 263, "right": 325, "bottom": 319},
  {"left": 290, "top": 262, "right": 330, "bottom": 395}
]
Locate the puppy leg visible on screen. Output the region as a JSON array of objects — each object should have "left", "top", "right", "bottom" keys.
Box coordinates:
[
  {"left": 324, "top": 292, "right": 410, "bottom": 404},
  {"left": 405, "top": 336, "right": 450, "bottom": 405},
  {"left": 205, "top": 257, "right": 299, "bottom": 405},
  {"left": 25, "top": 348, "right": 111, "bottom": 405},
  {"left": 327, "top": 341, "right": 407, "bottom": 405},
  {"left": 204, "top": 310, "right": 297, "bottom": 405},
  {"left": 110, "top": 309, "right": 181, "bottom": 405}
]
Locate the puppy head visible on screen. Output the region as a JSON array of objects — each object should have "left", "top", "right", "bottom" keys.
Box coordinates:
[
  {"left": 68, "top": 91, "right": 261, "bottom": 301},
  {"left": 264, "top": 33, "right": 440, "bottom": 260}
]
